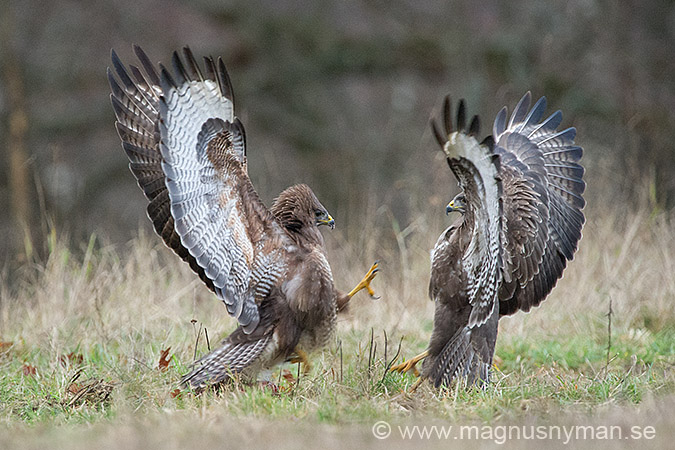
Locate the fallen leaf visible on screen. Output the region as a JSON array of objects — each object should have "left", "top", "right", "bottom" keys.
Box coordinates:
[
  {"left": 259, "top": 381, "right": 279, "bottom": 395},
  {"left": 22, "top": 363, "right": 37, "bottom": 376},
  {"left": 67, "top": 383, "right": 81, "bottom": 395},
  {"left": 158, "top": 347, "right": 172, "bottom": 371},
  {"left": 281, "top": 369, "right": 295, "bottom": 382},
  {"left": 170, "top": 388, "right": 181, "bottom": 399}
]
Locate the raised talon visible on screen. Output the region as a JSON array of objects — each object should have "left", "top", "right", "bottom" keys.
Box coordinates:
[{"left": 348, "top": 261, "right": 380, "bottom": 299}]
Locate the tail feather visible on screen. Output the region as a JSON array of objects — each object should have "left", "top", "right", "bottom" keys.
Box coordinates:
[
  {"left": 181, "top": 334, "right": 272, "bottom": 391},
  {"left": 428, "top": 326, "right": 491, "bottom": 388}
]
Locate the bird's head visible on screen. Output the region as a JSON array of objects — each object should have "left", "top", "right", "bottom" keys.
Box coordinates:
[
  {"left": 446, "top": 193, "right": 466, "bottom": 215},
  {"left": 272, "top": 184, "right": 334, "bottom": 234}
]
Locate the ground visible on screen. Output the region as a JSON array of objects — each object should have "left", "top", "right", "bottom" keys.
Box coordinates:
[{"left": 0, "top": 204, "right": 673, "bottom": 449}]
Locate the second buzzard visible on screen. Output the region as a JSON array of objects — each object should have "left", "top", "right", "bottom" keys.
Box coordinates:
[{"left": 392, "top": 93, "right": 585, "bottom": 388}]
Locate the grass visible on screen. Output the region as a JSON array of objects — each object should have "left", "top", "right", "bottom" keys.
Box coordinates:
[{"left": 0, "top": 203, "right": 674, "bottom": 448}]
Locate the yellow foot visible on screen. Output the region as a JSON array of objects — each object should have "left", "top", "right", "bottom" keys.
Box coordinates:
[
  {"left": 289, "top": 349, "right": 311, "bottom": 375},
  {"left": 347, "top": 261, "right": 380, "bottom": 299},
  {"left": 390, "top": 350, "right": 430, "bottom": 377}
]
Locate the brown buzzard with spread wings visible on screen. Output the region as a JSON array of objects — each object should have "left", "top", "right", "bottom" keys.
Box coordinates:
[
  {"left": 108, "top": 46, "right": 378, "bottom": 391},
  {"left": 392, "top": 93, "right": 585, "bottom": 388}
]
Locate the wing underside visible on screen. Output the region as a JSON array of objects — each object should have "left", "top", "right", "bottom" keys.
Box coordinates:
[
  {"left": 109, "top": 46, "right": 288, "bottom": 333},
  {"left": 432, "top": 98, "right": 502, "bottom": 328}
]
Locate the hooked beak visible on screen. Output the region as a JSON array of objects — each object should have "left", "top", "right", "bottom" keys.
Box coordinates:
[
  {"left": 446, "top": 200, "right": 466, "bottom": 215},
  {"left": 318, "top": 214, "right": 335, "bottom": 229}
]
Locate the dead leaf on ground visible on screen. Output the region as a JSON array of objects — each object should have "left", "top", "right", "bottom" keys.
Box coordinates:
[
  {"left": 22, "top": 363, "right": 37, "bottom": 376},
  {"left": 281, "top": 369, "right": 295, "bottom": 383},
  {"left": 259, "top": 381, "right": 280, "bottom": 396},
  {"left": 158, "top": 347, "right": 172, "bottom": 371}
]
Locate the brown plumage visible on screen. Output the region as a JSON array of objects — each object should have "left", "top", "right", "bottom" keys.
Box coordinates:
[
  {"left": 392, "top": 93, "right": 585, "bottom": 388},
  {"left": 108, "top": 46, "right": 378, "bottom": 391}
]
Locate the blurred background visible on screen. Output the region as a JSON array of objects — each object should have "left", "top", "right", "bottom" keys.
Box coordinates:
[{"left": 1, "top": 0, "right": 674, "bottom": 268}]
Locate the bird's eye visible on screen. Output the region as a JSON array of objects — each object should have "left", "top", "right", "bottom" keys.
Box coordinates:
[{"left": 315, "top": 210, "right": 323, "bottom": 218}]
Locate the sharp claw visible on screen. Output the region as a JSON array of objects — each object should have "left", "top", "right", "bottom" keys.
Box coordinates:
[
  {"left": 390, "top": 360, "right": 412, "bottom": 373},
  {"left": 390, "top": 351, "right": 429, "bottom": 375}
]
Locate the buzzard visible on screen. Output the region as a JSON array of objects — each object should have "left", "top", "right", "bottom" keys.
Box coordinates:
[
  {"left": 108, "top": 46, "right": 379, "bottom": 391},
  {"left": 392, "top": 93, "right": 585, "bottom": 388}
]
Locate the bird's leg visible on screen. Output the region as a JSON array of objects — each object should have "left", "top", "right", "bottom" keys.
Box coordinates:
[
  {"left": 289, "top": 348, "right": 311, "bottom": 374},
  {"left": 348, "top": 261, "right": 380, "bottom": 299},
  {"left": 337, "top": 262, "right": 380, "bottom": 312},
  {"left": 390, "top": 349, "right": 430, "bottom": 376}
]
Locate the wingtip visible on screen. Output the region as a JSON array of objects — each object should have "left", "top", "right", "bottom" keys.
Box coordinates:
[
  {"left": 171, "top": 50, "right": 188, "bottom": 85},
  {"left": 442, "top": 95, "right": 452, "bottom": 136},
  {"left": 105, "top": 65, "right": 115, "bottom": 84},
  {"left": 431, "top": 117, "right": 447, "bottom": 147},
  {"left": 457, "top": 99, "right": 467, "bottom": 131},
  {"left": 159, "top": 63, "right": 177, "bottom": 92},
  {"left": 468, "top": 115, "right": 480, "bottom": 137},
  {"left": 216, "top": 56, "right": 235, "bottom": 104},
  {"left": 493, "top": 106, "right": 508, "bottom": 137},
  {"left": 131, "top": 43, "right": 147, "bottom": 60},
  {"left": 110, "top": 47, "right": 123, "bottom": 69},
  {"left": 509, "top": 91, "right": 533, "bottom": 128}
]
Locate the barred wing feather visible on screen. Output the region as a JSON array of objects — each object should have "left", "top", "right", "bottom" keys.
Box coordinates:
[
  {"left": 494, "top": 92, "right": 586, "bottom": 315},
  {"left": 109, "top": 46, "right": 289, "bottom": 333}
]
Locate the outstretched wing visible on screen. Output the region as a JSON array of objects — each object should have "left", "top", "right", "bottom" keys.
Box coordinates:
[
  {"left": 431, "top": 98, "right": 502, "bottom": 328},
  {"left": 109, "top": 46, "right": 290, "bottom": 333},
  {"left": 493, "top": 93, "right": 585, "bottom": 315}
]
